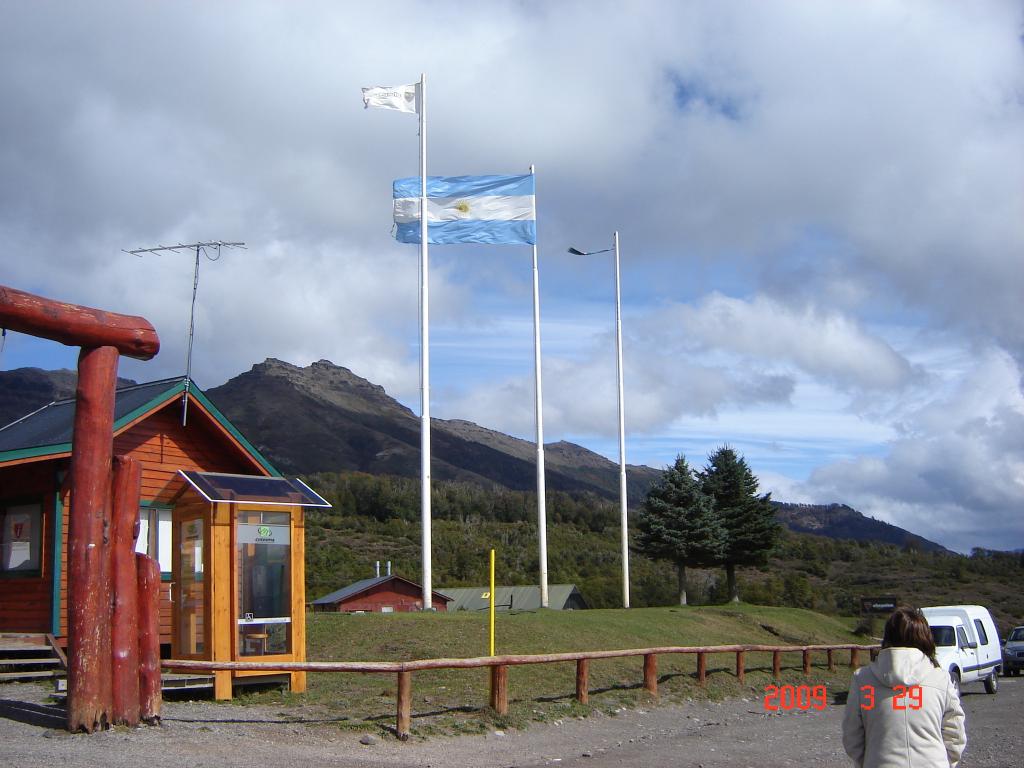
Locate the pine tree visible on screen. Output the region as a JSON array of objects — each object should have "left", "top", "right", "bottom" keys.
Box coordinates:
[
  {"left": 700, "top": 446, "right": 780, "bottom": 603},
  {"left": 637, "top": 455, "right": 726, "bottom": 605}
]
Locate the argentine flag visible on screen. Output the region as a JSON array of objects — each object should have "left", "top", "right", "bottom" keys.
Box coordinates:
[{"left": 393, "top": 174, "right": 536, "bottom": 245}]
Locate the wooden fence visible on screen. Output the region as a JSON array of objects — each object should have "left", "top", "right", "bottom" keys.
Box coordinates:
[{"left": 165, "top": 643, "right": 879, "bottom": 740}]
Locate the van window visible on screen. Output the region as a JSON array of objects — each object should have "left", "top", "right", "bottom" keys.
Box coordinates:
[
  {"left": 931, "top": 626, "right": 955, "bottom": 647},
  {"left": 956, "top": 626, "right": 970, "bottom": 648},
  {"left": 973, "top": 619, "right": 989, "bottom": 645}
]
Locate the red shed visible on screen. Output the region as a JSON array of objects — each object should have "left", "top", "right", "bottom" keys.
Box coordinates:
[{"left": 311, "top": 574, "right": 451, "bottom": 613}]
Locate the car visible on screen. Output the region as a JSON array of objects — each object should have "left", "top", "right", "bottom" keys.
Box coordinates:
[
  {"left": 922, "top": 605, "right": 1002, "bottom": 695},
  {"left": 1002, "top": 626, "right": 1024, "bottom": 676}
]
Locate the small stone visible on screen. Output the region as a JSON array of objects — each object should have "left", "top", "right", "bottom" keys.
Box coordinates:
[
  {"left": 492, "top": 730, "right": 506, "bottom": 738},
  {"left": 359, "top": 734, "right": 377, "bottom": 745}
]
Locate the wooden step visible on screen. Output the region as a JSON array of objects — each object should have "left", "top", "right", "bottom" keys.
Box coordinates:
[
  {"left": 0, "top": 658, "right": 61, "bottom": 667},
  {"left": 0, "top": 669, "right": 58, "bottom": 682}
]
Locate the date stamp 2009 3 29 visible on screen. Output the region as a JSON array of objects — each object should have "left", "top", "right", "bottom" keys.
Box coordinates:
[{"left": 763, "top": 684, "right": 924, "bottom": 712}]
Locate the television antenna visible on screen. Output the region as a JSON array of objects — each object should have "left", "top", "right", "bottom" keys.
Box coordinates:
[{"left": 124, "top": 241, "right": 246, "bottom": 425}]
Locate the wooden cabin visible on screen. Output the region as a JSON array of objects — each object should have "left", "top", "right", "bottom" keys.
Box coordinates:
[
  {"left": 311, "top": 573, "right": 451, "bottom": 614},
  {"left": 0, "top": 377, "right": 328, "bottom": 697}
]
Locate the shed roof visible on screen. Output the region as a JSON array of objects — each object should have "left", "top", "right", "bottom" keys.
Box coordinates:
[
  {"left": 312, "top": 575, "right": 452, "bottom": 606},
  {"left": 0, "top": 376, "right": 278, "bottom": 476},
  {"left": 438, "top": 584, "right": 588, "bottom": 612}
]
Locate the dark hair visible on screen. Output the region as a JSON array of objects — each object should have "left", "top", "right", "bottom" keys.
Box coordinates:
[{"left": 882, "top": 606, "right": 939, "bottom": 667}]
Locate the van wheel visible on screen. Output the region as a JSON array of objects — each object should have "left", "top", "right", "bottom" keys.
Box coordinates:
[
  {"left": 950, "top": 669, "right": 961, "bottom": 696},
  {"left": 984, "top": 672, "right": 998, "bottom": 694}
]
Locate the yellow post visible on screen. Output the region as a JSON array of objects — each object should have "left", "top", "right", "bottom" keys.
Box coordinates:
[{"left": 489, "top": 548, "right": 495, "bottom": 656}]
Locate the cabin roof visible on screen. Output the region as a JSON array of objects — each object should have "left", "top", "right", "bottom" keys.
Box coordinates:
[
  {"left": 437, "top": 584, "right": 588, "bottom": 612},
  {"left": 0, "top": 376, "right": 278, "bottom": 475},
  {"left": 312, "top": 575, "right": 452, "bottom": 606}
]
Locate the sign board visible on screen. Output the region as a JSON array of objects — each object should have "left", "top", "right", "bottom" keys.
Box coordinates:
[
  {"left": 860, "top": 596, "right": 898, "bottom": 615},
  {"left": 237, "top": 523, "right": 290, "bottom": 545}
]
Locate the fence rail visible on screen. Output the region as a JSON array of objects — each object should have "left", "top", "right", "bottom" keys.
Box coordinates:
[{"left": 165, "top": 642, "right": 879, "bottom": 740}]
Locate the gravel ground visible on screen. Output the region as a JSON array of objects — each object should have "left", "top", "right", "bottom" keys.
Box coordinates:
[{"left": 1, "top": 677, "right": 1020, "bottom": 767}]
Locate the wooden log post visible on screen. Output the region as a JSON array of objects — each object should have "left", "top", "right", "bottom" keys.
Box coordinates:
[
  {"left": 850, "top": 648, "right": 860, "bottom": 669},
  {"left": 575, "top": 658, "right": 589, "bottom": 705},
  {"left": 136, "top": 554, "right": 162, "bottom": 725},
  {"left": 490, "top": 665, "right": 509, "bottom": 715},
  {"left": 396, "top": 671, "right": 412, "bottom": 740},
  {"left": 802, "top": 649, "right": 812, "bottom": 676},
  {"left": 827, "top": 649, "right": 836, "bottom": 672},
  {"left": 643, "top": 653, "right": 658, "bottom": 696},
  {"left": 697, "top": 652, "right": 707, "bottom": 686},
  {"left": 735, "top": 650, "right": 745, "bottom": 684},
  {"left": 772, "top": 650, "right": 782, "bottom": 679},
  {"left": 67, "top": 346, "right": 119, "bottom": 733},
  {"left": 110, "top": 456, "right": 142, "bottom": 726},
  {"left": 0, "top": 285, "right": 159, "bottom": 735},
  {"left": 870, "top": 648, "right": 879, "bottom": 662}
]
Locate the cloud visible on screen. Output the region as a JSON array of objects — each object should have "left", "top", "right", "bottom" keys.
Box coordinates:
[{"left": 803, "top": 348, "right": 1024, "bottom": 552}]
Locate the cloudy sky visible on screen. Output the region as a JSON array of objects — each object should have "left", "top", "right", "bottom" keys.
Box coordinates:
[{"left": 2, "top": 1, "right": 1022, "bottom": 553}]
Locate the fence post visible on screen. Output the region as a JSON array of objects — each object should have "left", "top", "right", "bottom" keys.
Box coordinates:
[
  {"left": 643, "top": 654, "right": 658, "bottom": 696},
  {"left": 697, "top": 652, "right": 707, "bottom": 686},
  {"left": 772, "top": 650, "right": 782, "bottom": 679},
  {"left": 735, "top": 650, "right": 745, "bottom": 684},
  {"left": 575, "top": 658, "right": 589, "bottom": 705},
  {"left": 490, "top": 665, "right": 509, "bottom": 715},
  {"left": 802, "top": 649, "right": 811, "bottom": 676},
  {"left": 396, "top": 671, "right": 412, "bottom": 740},
  {"left": 850, "top": 649, "right": 859, "bottom": 669},
  {"left": 827, "top": 649, "right": 835, "bottom": 672}
]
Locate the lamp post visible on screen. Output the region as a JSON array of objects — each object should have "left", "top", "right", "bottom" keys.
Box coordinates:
[{"left": 568, "top": 231, "right": 630, "bottom": 609}]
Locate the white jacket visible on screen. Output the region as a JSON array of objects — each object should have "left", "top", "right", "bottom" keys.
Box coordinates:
[{"left": 842, "top": 647, "right": 965, "bottom": 768}]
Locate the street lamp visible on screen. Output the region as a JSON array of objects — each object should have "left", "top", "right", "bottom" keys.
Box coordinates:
[{"left": 567, "top": 231, "right": 630, "bottom": 609}]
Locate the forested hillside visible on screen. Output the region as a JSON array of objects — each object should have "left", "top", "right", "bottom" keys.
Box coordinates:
[{"left": 304, "top": 471, "right": 1024, "bottom": 631}]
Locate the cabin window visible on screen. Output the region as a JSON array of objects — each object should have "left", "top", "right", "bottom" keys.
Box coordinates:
[
  {"left": 0, "top": 501, "right": 43, "bottom": 577},
  {"left": 135, "top": 507, "right": 173, "bottom": 577}
]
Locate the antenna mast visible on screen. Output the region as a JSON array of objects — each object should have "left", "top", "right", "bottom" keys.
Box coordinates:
[{"left": 124, "top": 241, "right": 246, "bottom": 425}]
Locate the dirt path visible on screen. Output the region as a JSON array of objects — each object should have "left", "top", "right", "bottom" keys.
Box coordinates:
[{"left": 1, "top": 678, "right": 1020, "bottom": 767}]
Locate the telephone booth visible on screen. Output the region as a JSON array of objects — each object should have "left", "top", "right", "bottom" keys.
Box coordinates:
[{"left": 158, "top": 470, "right": 330, "bottom": 699}]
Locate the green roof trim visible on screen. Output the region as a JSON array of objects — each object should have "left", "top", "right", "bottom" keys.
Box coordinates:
[{"left": 0, "top": 377, "right": 280, "bottom": 477}]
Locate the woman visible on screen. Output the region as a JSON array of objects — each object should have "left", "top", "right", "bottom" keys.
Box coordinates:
[{"left": 842, "top": 606, "right": 966, "bottom": 768}]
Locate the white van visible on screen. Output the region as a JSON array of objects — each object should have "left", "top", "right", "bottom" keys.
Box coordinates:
[{"left": 922, "top": 605, "right": 1001, "bottom": 694}]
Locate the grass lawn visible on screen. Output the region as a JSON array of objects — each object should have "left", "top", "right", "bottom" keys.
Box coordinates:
[{"left": 230, "top": 604, "right": 871, "bottom": 738}]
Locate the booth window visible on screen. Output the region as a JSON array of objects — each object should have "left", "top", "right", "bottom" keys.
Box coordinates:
[
  {"left": 236, "top": 510, "right": 292, "bottom": 656},
  {"left": 1, "top": 501, "right": 43, "bottom": 577}
]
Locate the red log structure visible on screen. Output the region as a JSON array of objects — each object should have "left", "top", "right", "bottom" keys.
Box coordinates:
[
  {"left": 110, "top": 456, "right": 142, "bottom": 726},
  {"left": 67, "top": 346, "right": 119, "bottom": 732},
  {"left": 0, "top": 285, "right": 159, "bottom": 733},
  {"left": 0, "top": 285, "right": 160, "bottom": 359},
  {"left": 137, "top": 554, "right": 162, "bottom": 724}
]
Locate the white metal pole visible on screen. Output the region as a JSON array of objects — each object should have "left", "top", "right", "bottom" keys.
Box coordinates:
[
  {"left": 418, "top": 73, "right": 433, "bottom": 610},
  {"left": 613, "top": 230, "right": 629, "bottom": 609},
  {"left": 530, "top": 165, "right": 549, "bottom": 609}
]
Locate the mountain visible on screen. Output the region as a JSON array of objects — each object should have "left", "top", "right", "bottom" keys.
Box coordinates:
[
  {"left": 204, "top": 358, "right": 664, "bottom": 504},
  {"left": 0, "top": 367, "right": 136, "bottom": 428},
  {"left": 773, "top": 501, "right": 951, "bottom": 554},
  {"left": 0, "top": 361, "right": 958, "bottom": 553}
]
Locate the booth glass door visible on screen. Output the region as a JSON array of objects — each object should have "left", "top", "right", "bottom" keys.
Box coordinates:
[{"left": 236, "top": 510, "right": 291, "bottom": 656}]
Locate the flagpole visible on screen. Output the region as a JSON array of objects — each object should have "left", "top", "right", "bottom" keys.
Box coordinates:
[
  {"left": 613, "top": 230, "right": 629, "bottom": 609},
  {"left": 418, "top": 72, "right": 433, "bottom": 610},
  {"left": 530, "top": 164, "right": 549, "bottom": 609}
]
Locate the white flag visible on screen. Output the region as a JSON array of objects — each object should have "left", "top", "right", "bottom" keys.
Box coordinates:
[{"left": 361, "top": 83, "right": 419, "bottom": 114}]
